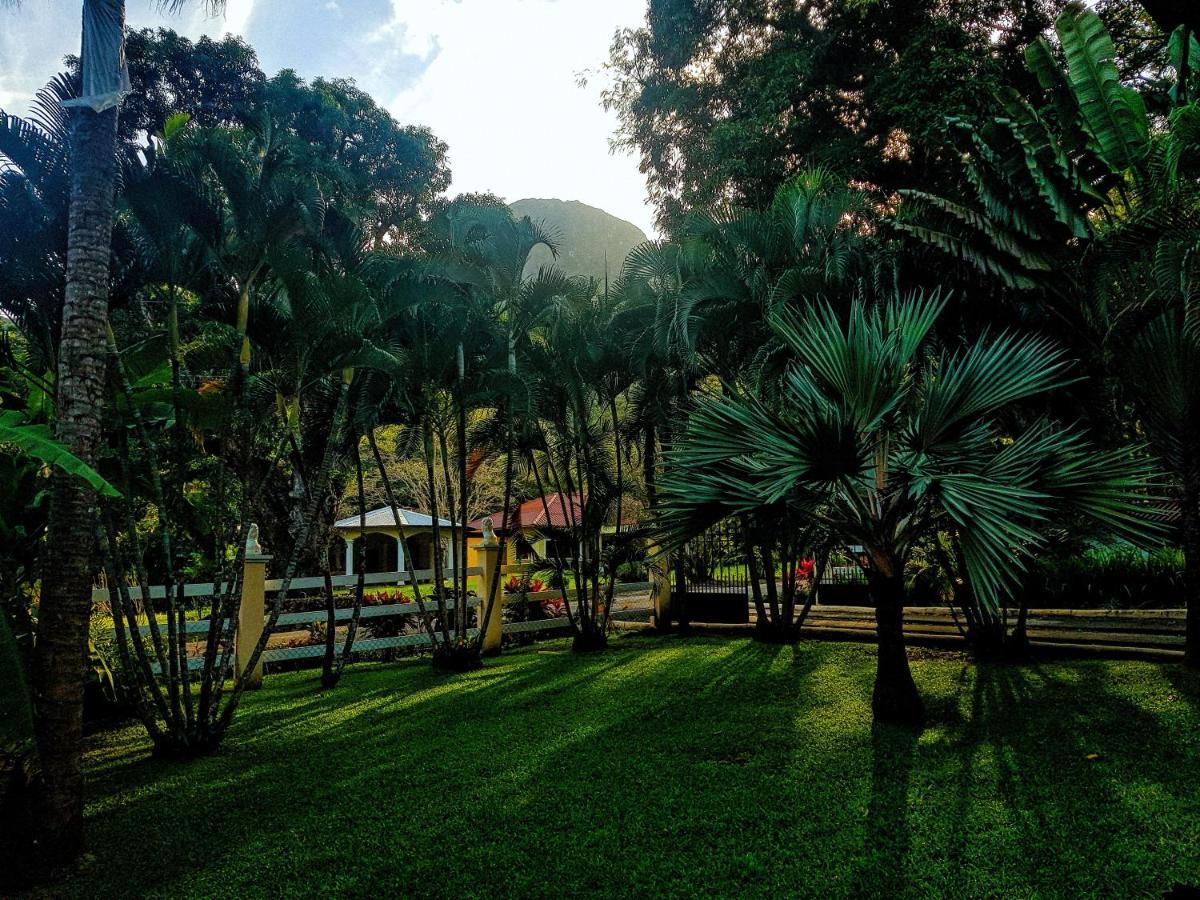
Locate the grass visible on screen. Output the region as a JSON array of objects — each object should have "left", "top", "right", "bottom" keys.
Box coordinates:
[{"left": 51, "top": 635, "right": 1200, "bottom": 897}]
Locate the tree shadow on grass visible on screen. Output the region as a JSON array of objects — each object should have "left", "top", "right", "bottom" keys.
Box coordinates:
[
  {"left": 73, "top": 636, "right": 821, "bottom": 898},
  {"left": 846, "top": 722, "right": 918, "bottom": 899},
  {"left": 946, "top": 660, "right": 1200, "bottom": 896},
  {"left": 1164, "top": 664, "right": 1200, "bottom": 714}
]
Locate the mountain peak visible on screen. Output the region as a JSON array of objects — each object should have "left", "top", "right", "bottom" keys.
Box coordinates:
[{"left": 509, "top": 198, "right": 648, "bottom": 283}]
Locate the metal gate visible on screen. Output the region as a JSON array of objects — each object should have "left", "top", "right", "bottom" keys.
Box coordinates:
[{"left": 671, "top": 519, "right": 750, "bottom": 624}]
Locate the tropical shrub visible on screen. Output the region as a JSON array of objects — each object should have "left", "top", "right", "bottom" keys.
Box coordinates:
[
  {"left": 1024, "top": 545, "right": 1186, "bottom": 610},
  {"left": 896, "top": 0, "right": 1200, "bottom": 663},
  {"left": 614, "top": 561, "right": 647, "bottom": 584}
]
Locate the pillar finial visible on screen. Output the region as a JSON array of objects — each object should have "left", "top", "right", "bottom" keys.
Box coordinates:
[{"left": 246, "top": 522, "right": 264, "bottom": 556}]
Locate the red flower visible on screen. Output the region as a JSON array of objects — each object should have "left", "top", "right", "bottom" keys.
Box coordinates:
[{"left": 798, "top": 558, "right": 815, "bottom": 578}]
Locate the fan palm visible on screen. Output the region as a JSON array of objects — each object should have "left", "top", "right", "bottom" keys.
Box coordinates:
[{"left": 658, "top": 291, "right": 1162, "bottom": 725}]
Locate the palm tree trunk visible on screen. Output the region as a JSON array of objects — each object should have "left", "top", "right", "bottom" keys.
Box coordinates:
[
  {"left": 436, "top": 424, "right": 462, "bottom": 639},
  {"left": 745, "top": 529, "right": 768, "bottom": 629},
  {"left": 867, "top": 565, "right": 924, "bottom": 727},
  {"left": 367, "top": 429, "right": 436, "bottom": 641},
  {"left": 457, "top": 368, "right": 469, "bottom": 646},
  {"left": 423, "top": 420, "right": 451, "bottom": 646},
  {"left": 478, "top": 416, "right": 514, "bottom": 657},
  {"left": 31, "top": 102, "right": 120, "bottom": 867},
  {"left": 330, "top": 439, "right": 367, "bottom": 685},
  {"left": 1183, "top": 470, "right": 1200, "bottom": 667},
  {"left": 321, "top": 562, "right": 337, "bottom": 685}
]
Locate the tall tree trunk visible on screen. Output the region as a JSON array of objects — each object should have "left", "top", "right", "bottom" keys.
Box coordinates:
[
  {"left": 31, "top": 103, "right": 120, "bottom": 867},
  {"left": 367, "top": 429, "right": 436, "bottom": 642},
  {"left": 423, "top": 420, "right": 451, "bottom": 649},
  {"left": 745, "top": 529, "right": 768, "bottom": 631},
  {"left": 867, "top": 567, "right": 924, "bottom": 727}
]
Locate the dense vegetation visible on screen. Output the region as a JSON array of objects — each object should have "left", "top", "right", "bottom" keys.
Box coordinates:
[{"left": 2, "top": 0, "right": 1199, "bottom": 885}]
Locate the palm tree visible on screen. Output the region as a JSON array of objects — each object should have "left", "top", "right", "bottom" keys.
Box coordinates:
[
  {"left": 658, "top": 291, "right": 1162, "bottom": 725},
  {"left": 519, "top": 279, "right": 641, "bottom": 651},
  {"left": 0, "top": 0, "right": 229, "bottom": 869},
  {"left": 615, "top": 172, "right": 881, "bottom": 635},
  {"left": 897, "top": 2, "right": 1200, "bottom": 663},
  {"left": 366, "top": 201, "right": 564, "bottom": 668}
]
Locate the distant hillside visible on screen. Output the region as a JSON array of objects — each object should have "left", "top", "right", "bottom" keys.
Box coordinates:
[{"left": 509, "top": 198, "right": 648, "bottom": 284}]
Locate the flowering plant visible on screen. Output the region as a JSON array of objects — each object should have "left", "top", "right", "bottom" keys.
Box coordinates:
[
  {"left": 362, "top": 590, "right": 409, "bottom": 605},
  {"left": 503, "top": 576, "right": 546, "bottom": 594}
]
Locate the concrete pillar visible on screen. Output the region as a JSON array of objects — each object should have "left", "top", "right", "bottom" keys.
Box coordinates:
[
  {"left": 395, "top": 534, "right": 406, "bottom": 573},
  {"left": 344, "top": 537, "right": 354, "bottom": 575},
  {"left": 476, "top": 537, "right": 503, "bottom": 656},
  {"left": 236, "top": 549, "right": 271, "bottom": 689}
]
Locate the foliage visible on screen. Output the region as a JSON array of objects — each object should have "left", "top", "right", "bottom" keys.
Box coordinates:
[
  {"left": 659, "top": 291, "right": 1162, "bottom": 718},
  {"left": 70, "top": 28, "right": 451, "bottom": 248},
  {"left": 0, "top": 411, "right": 119, "bottom": 497},
  {"left": 614, "top": 561, "right": 646, "bottom": 584},
  {"left": 895, "top": 0, "right": 1200, "bottom": 662},
  {"left": 27, "top": 637, "right": 1200, "bottom": 898},
  {"left": 604, "top": 0, "right": 1060, "bottom": 231},
  {"left": 1024, "top": 543, "right": 1186, "bottom": 609},
  {"left": 661, "top": 292, "right": 1161, "bottom": 611}
]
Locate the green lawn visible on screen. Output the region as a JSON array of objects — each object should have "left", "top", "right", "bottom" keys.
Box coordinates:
[{"left": 63, "top": 635, "right": 1200, "bottom": 898}]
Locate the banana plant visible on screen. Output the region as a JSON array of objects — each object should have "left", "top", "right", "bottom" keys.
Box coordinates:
[
  {"left": 896, "top": 0, "right": 1200, "bottom": 665},
  {"left": 0, "top": 411, "right": 118, "bottom": 497}
]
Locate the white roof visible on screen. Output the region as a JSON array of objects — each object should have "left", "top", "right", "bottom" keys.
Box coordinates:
[{"left": 333, "top": 506, "right": 458, "bottom": 530}]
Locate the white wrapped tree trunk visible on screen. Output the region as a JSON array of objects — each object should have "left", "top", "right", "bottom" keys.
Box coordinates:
[{"left": 62, "top": 0, "right": 131, "bottom": 113}]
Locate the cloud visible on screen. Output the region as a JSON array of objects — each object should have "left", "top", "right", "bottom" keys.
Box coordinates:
[
  {"left": 238, "top": 0, "right": 440, "bottom": 98},
  {"left": 0, "top": 0, "right": 655, "bottom": 236},
  {"left": 380, "top": 0, "right": 654, "bottom": 235}
]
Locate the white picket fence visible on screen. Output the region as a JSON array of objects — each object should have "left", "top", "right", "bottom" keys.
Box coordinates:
[{"left": 95, "top": 564, "right": 652, "bottom": 677}]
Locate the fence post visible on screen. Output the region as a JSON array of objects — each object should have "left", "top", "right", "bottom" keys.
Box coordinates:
[
  {"left": 476, "top": 529, "right": 503, "bottom": 656},
  {"left": 236, "top": 525, "right": 271, "bottom": 689},
  {"left": 650, "top": 546, "right": 672, "bottom": 630}
]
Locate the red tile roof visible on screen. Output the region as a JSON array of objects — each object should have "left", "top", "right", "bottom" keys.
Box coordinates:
[{"left": 470, "top": 492, "right": 583, "bottom": 533}]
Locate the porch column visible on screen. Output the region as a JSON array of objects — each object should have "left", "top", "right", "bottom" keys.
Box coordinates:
[
  {"left": 396, "top": 534, "right": 406, "bottom": 573},
  {"left": 344, "top": 537, "right": 354, "bottom": 575}
]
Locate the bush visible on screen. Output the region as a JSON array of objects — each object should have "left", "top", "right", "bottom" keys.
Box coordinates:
[
  {"left": 1024, "top": 544, "right": 1184, "bottom": 609},
  {"left": 614, "top": 561, "right": 647, "bottom": 584}
]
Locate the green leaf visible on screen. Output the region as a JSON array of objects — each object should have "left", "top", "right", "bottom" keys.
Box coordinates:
[
  {"left": 1167, "top": 26, "right": 1200, "bottom": 106},
  {"left": 162, "top": 111, "right": 192, "bottom": 141},
  {"left": 0, "top": 411, "right": 120, "bottom": 498},
  {"left": 1024, "top": 37, "right": 1092, "bottom": 157},
  {"left": 1056, "top": 2, "right": 1149, "bottom": 171}
]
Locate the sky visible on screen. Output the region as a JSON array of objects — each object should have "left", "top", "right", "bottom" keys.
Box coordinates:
[{"left": 0, "top": 0, "right": 656, "bottom": 236}]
